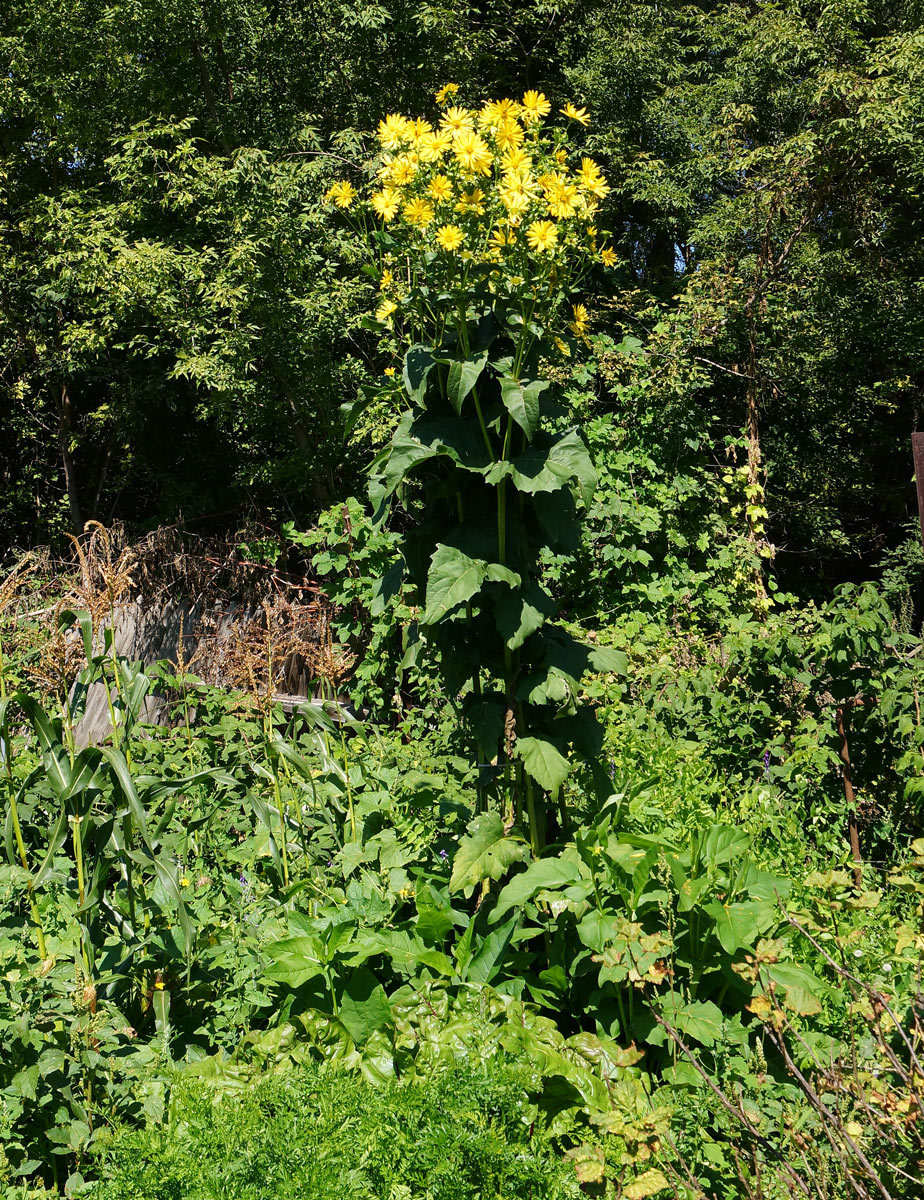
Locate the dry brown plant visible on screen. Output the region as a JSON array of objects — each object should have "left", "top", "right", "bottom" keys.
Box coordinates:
[
  {"left": 66, "top": 520, "right": 136, "bottom": 634},
  {"left": 207, "top": 591, "right": 331, "bottom": 713}
]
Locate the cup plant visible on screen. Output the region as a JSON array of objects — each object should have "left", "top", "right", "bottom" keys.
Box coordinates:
[{"left": 326, "top": 87, "right": 625, "bottom": 856}]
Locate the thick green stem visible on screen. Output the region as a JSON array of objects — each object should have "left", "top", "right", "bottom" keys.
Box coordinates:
[
  {"left": 7, "top": 782, "right": 48, "bottom": 959},
  {"left": 72, "top": 815, "right": 92, "bottom": 978}
]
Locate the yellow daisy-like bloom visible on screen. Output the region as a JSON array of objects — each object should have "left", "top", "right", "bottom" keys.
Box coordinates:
[
  {"left": 600, "top": 247, "right": 618, "bottom": 267},
  {"left": 543, "top": 173, "right": 579, "bottom": 219},
  {"left": 378, "top": 113, "right": 410, "bottom": 150},
  {"left": 376, "top": 298, "right": 398, "bottom": 322},
  {"left": 575, "top": 191, "right": 601, "bottom": 216},
  {"left": 435, "top": 82, "right": 460, "bottom": 105},
  {"left": 477, "top": 100, "right": 504, "bottom": 130},
  {"left": 325, "top": 180, "right": 357, "bottom": 208},
  {"left": 489, "top": 226, "right": 516, "bottom": 248},
  {"left": 499, "top": 186, "right": 531, "bottom": 218},
  {"left": 440, "top": 105, "right": 474, "bottom": 135},
  {"left": 370, "top": 188, "right": 401, "bottom": 221},
  {"left": 579, "top": 157, "right": 611, "bottom": 199},
  {"left": 427, "top": 174, "right": 453, "bottom": 203},
  {"left": 494, "top": 98, "right": 521, "bottom": 121},
  {"left": 403, "top": 197, "right": 435, "bottom": 228},
  {"left": 384, "top": 366, "right": 396, "bottom": 376},
  {"left": 500, "top": 147, "right": 532, "bottom": 173},
  {"left": 494, "top": 118, "right": 524, "bottom": 152},
  {"left": 380, "top": 269, "right": 394, "bottom": 289},
  {"left": 502, "top": 167, "right": 538, "bottom": 195},
  {"left": 560, "top": 102, "right": 590, "bottom": 126},
  {"left": 520, "top": 90, "right": 552, "bottom": 123},
  {"left": 388, "top": 158, "right": 417, "bottom": 186},
  {"left": 419, "top": 130, "right": 452, "bottom": 162},
  {"left": 408, "top": 117, "right": 433, "bottom": 147},
  {"left": 570, "top": 303, "right": 590, "bottom": 336},
  {"left": 554, "top": 149, "right": 567, "bottom": 166},
  {"left": 455, "top": 187, "right": 485, "bottom": 215},
  {"left": 179, "top": 876, "right": 191, "bottom": 887},
  {"left": 526, "top": 219, "right": 558, "bottom": 252},
  {"left": 435, "top": 224, "right": 465, "bottom": 252},
  {"left": 453, "top": 130, "right": 493, "bottom": 175}
]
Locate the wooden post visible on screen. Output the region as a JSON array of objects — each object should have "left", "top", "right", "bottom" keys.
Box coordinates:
[{"left": 912, "top": 433, "right": 924, "bottom": 550}]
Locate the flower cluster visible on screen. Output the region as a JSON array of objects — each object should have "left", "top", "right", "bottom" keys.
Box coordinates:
[{"left": 324, "top": 89, "right": 615, "bottom": 342}]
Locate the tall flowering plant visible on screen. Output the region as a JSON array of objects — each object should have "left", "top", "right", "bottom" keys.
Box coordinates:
[{"left": 326, "top": 89, "right": 624, "bottom": 856}]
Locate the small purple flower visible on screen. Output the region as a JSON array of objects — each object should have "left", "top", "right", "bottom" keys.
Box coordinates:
[
  {"left": 762, "top": 750, "right": 771, "bottom": 779},
  {"left": 439, "top": 849, "right": 448, "bottom": 860}
]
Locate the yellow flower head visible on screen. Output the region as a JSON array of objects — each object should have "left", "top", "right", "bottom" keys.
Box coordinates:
[
  {"left": 453, "top": 130, "right": 493, "bottom": 175},
  {"left": 600, "top": 247, "right": 618, "bottom": 268},
  {"left": 380, "top": 269, "right": 394, "bottom": 290},
  {"left": 388, "top": 158, "right": 417, "bottom": 186},
  {"left": 427, "top": 174, "right": 453, "bottom": 203},
  {"left": 376, "top": 298, "right": 398, "bottom": 322},
  {"left": 408, "top": 117, "right": 433, "bottom": 147},
  {"left": 493, "top": 119, "right": 524, "bottom": 153},
  {"left": 435, "top": 82, "right": 460, "bottom": 105},
  {"left": 561, "top": 102, "right": 590, "bottom": 126},
  {"left": 477, "top": 100, "right": 504, "bottom": 130},
  {"left": 371, "top": 188, "right": 401, "bottom": 221},
  {"left": 455, "top": 187, "right": 485, "bottom": 215},
  {"left": 325, "top": 180, "right": 357, "bottom": 208},
  {"left": 520, "top": 90, "right": 552, "bottom": 123},
  {"left": 526, "top": 219, "right": 558, "bottom": 253},
  {"left": 378, "top": 113, "right": 410, "bottom": 150},
  {"left": 154, "top": 980, "right": 165, "bottom": 990},
  {"left": 554, "top": 148, "right": 567, "bottom": 166},
  {"left": 384, "top": 366, "right": 396, "bottom": 376},
  {"left": 490, "top": 226, "right": 516, "bottom": 248},
  {"left": 543, "top": 173, "right": 579, "bottom": 219},
  {"left": 440, "top": 105, "right": 474, "bottom": 136},
  {"left": 403, "top": 197, "right": 435, "bottom": 228},
  {"left": 435, "top": 224, "right": 465, "bottom": 252},
  {"left": 579, "top": 157, "right": 611, "bottom": 199},
  {"left": 570, "top": 303, "right": 590, "bottom": 336},
  {"left": 419, "top": 129, "right": 452, "bottom": 162},
  {"left": 499, "top": 185, "right": 531, "bottom": 217},
  {"left": 501, "top": 147, "right": 532, "bottom": 173},
  {"left": 179, "top": 876, "right": 191, "bottom": 887}
]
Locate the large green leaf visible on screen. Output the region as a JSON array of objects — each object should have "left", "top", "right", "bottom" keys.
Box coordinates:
[
  {"left": 491, "top": 857, "right": 585, "bottom": 923},
  {"left": 766, "top": 962, "right": 825, "bottom": 1015},
  {"left": 422, "top": 546, "right": 518, "bottom": 625},
  {"left": 546, "top": 429, "right": 596, "bottom": 506},
  {"left": 381, "top": 428, "right": 438, "bottom": 495},
  {"left": 338, "top": 969, "right": 392, "bottom": 1044},
  {"left": 485, "top": 448, "right": 571, "bottom": 495},
  {"left": 494, "top": 582, "right": 554, "bottom": 650},
  {"left": 263, "top": 935, "right": 327, "bottom": 988},
  {"left": 702, "top": 899, "right": 767, "bottom": 955},
  {"left": 463, "top": 915, "right": 518, "bottom": 983},
  {"left": 446, "top": 350, "right": 488, "bottom": 414},
  {"left": 515, "top": 736, "right": 572, "bottom": 793},
  {"left": 449, "top": 812, "right": 529, "bottom": 894},
  {"left": 499, "top": 374, "right": 548, "bottom": 439},
  {"left": 402, "top": 344, "right": 437, "bottom": 405},
  {"left": 350, "top": 930, "right": 452, "bottom": 977},
  {"left": 422, "top": 545, "right": 487, "bottom": 625},
  {"left": 661, "top": 998, "right": 725, "bottom": 1047}
]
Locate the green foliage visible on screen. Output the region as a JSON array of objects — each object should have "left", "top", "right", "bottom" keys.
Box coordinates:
[{"left": 89, "top": 1064, "right": 579, "bottom": 1200}]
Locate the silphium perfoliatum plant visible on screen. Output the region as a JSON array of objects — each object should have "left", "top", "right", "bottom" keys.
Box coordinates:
[{"left": 326, "top": 88, "right": 625, "bottom": 853}]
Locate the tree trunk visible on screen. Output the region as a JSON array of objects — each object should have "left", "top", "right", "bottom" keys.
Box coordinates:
[{"left": 57, "top": 381, "right": 84, "bottom": 536}]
